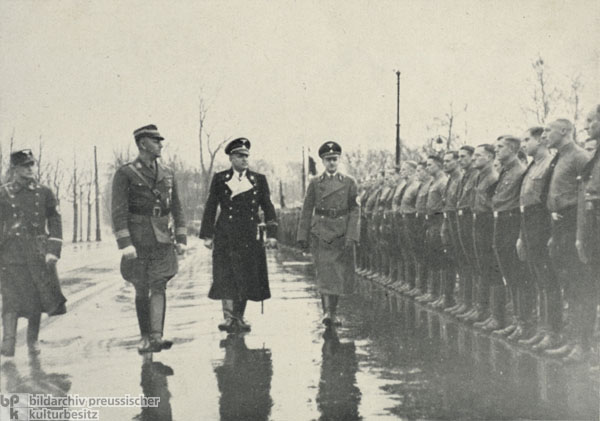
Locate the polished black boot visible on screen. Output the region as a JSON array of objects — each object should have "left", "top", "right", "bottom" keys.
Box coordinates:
[
  {"left": 27, "top": 313, "right": 42, "bottom": 356},
  {"left": 135, "top": 293, "right": 151, "bottom": 354},
  {"left": 234, "top": 299, "right": 251, "bottom": 332},
  {"left": 218, "top": 299, "right": 237, "bottom": 333},
  {"left": 1, "top": 312, "right": 18, "bottom": 357},
  {"left": 140, "top": 293, "right": 173, "bottom": 353}
]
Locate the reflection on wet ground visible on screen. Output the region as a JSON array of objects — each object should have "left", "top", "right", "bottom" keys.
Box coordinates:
[{"left": 0, "top": 241, "right": 597, "bottom": 420}]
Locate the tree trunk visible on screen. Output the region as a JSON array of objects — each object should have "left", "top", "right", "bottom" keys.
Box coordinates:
[
  {"left": 94, "top": 146, "right": 101, "bottom": 241},
  {"left": 72, "top": 168, "right": 78, "bottom": 243},
  {"left": 79, "top": 187, "right": 83, "bottom": 242},
  {"left": 87, "top": 187, "right": 92, "bottom": 242}
]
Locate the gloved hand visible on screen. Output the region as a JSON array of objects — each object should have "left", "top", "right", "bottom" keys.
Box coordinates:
[
  {"left": 45, "top": 253, "right": 59, "bottom": 264},
  {"left": 121, "top": 245, "right": 137, "bottom": 259},
  {"left": 176, "top": 243, "right": 187, "bottom": 256},
  {"left": 203, "top": 239, "right": 214, "bottom": 250},
  {"left": 266, "top": 238, "right": 278, "bottom": 249}
]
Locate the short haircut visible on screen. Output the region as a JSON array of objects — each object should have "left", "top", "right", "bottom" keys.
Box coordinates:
[
  {"left": 459, "top": 145, "right": 475, "bottom": 155},
  {"left": 553, "top": 118, "right": 574, "bottom": 134},
  {"left": 404, "top": 160, "right": 417, "bottom": 169},
  {"left": 444, "top": 150, "right": 459, "bottom": 160},
  {"left": 528, "top": 126, "right": 544, "bottom": 138},
  {"left": 427, "top": 155, "right": 443, "bottom": 166},
  {"left": 476, "top": 143, "right": 496, "bottom": 158},
  {"left": 418, "top": 161, "right": 427, "bottom": 168},
  {"left": 501, "top": 136, "right": 521, "bottom": 152},
  {"left": 517, "top": 149, "right": 528, "bottom": 163}
]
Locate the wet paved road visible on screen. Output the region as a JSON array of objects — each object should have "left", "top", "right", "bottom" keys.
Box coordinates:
[{"left": 1, "top": 239, "right": 598, "bottom": 420}]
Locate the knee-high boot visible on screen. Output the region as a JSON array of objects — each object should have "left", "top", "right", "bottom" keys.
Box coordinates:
[
  {"left": 233, "top": 299, "right": 251, "bottom": 332},
  {"left": 140, "top": 293, "right": 173, "bottom": 353},
  {"left": 1, "top": 312, "right": 18, "bottom": 357},
  {"left": 27, "top": 313, "right": 41, "bottom": 355}
]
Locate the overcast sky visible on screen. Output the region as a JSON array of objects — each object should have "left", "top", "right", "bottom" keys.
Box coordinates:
[{"left": 1, "top": 0, "right": 598, "bottom": 173}]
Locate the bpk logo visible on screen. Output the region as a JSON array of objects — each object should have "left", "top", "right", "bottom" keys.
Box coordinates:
[{"left": 0, "top": 393, "right": 29, "bottom": 420}]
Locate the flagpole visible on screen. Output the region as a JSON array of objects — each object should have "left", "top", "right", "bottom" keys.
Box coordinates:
[{"left": 395, "top": 70, "right": 401, "bottom": 172}]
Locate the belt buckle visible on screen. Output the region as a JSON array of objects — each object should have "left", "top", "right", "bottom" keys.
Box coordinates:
[
  {"left": 458, "top": 210, "right": 463, "bottom": 216},
  {"left": 520, "top": 205, "right": 524, "bottom": 213},
  {"left": 551, "top": 212, "right": 560, "bottom": 221},
  {"left": 425, "top": 215, "right": 429, "bottom": 220},
  {"left": 152, "top": 206, "right": 161, "bottom": 217},
  {"left": 586, "top": 202, "right": 595, "bottom": 211},
  {"left": 443, "top": 212, "right": 448, "bottom": 219},
  {"left": 493, "top": 211, "right": 498, "bottom": 218},
  {"left": 331, "top": 209, "right": 338, "bottom": 218}
]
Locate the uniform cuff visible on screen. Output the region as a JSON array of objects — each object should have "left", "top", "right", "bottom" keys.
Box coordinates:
[
  {"left": 115, "top": 229, "right": 132, "bottom": 249},
  {"left": 266, "top": 221, "right": 278, "bottom": 239},
  {"left": 176, "top": 235, "right": 187, "bottom": 245},
  {"left": 47, "top": 237, "right": 62, "bottom": 258}
]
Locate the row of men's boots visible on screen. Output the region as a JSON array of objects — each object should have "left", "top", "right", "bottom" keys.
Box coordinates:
[{"left": 0, "top": 312, "right": 41, "bottom": 357}]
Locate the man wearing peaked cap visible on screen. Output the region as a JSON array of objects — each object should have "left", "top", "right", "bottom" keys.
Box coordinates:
[
  {"left": 0, "top": 149, "right": 66, "bottom": 358},
  {"left": 111, "top": 124, "right": 187, "bottom": 354},
  {"left": 297, "top": 141, "right": 360, "bottom": 328},
  {"left": 200, "top": 137, "right": 278, "bottom": 333}
]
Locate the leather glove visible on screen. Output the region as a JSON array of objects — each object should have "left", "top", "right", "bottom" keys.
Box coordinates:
[
  {"left": 203, "top": 238, "right": 214, "bottom": 250},
  {"left": 266, "top": 238, "right": 278, "bottom": 249},
  {"left": 45, "top": 253, "right": 59, "bottom": 264},
  {"left": 121, "top": 245, "right": 137, "bottom": 259}
]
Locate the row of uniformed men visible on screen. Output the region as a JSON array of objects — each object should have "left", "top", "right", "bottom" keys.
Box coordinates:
[{"left": 355, "top": 111, "right": 600, "bottom": 364}]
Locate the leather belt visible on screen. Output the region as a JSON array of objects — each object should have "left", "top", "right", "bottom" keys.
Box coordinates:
[
  {"left": 457, "top": 209, "right": 472, "bottom": 217},
  {"left": 129, "top": 207, "right": 168, "bottom": 217},
  {"left": 315, "top": 208, "right": 348, "bottom": 218},
  {"left": 519, "top": 203, "right": 546, "bottom": 214}
]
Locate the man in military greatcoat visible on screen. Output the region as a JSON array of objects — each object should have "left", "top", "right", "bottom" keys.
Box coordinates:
[
  {"left": 111, "top": 124, "right": 187, "bottom": 353},
  {"left": 297, "top": 141, "right": 360, "bottom": 327},
  {"left": 200, "top": 138, "right": 278, "bottom": 334},
  {"left": 0, "top": 149, "right": 66, "bottom": 357}
]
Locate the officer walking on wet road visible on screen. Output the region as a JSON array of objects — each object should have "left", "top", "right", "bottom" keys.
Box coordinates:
[
  {"left": 200, "top": 138, "right": 278, "bottom": 334},
  {"left": 111, "top": 124, "right": 187, "bottom": 353},
  {"left": 0, "top": 149, "right": 66, "bottom": 357},
  {"left": 297, "top": 141, "right": 360, "bottom": 327}
]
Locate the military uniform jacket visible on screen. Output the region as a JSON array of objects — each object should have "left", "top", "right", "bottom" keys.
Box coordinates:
[
  {"left": 199, "top": 168, "right": 277, "bottom": 301},
  {"left": 111, "top": 158, "right": 187, "bottom": 250},
  {"left": 297, "top": 172, "right": 360, "bottom": 244},
  {"left": 0, "top": 179, "right": 66, "bottom": 316}
]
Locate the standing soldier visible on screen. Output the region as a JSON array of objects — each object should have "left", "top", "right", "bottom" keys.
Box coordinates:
[
  {"left": 297, "top": 141, "right": 360, "bottom": 327},
  {"left": 463, "top": 144, "right": 501, "bottom": 324},
  {"left": 517, "top": 127, "right": 561, "bottom": 350},
  {"left": 391, "top": 162, "right": 416, "bottom": 291},
  {"left": 481, "top": 136, "right": 530, "bottom": 336},
  {"left": 440, "top": 151, "right": 462, "bottom": 310},
  {"left": 543, "top": 119, "right": 594, "bottom": 362},
  {"left": 0, "top": 150, "right": 66, "bottom": 357},
  {"left": 111, "top": 125, "right": 187, "bottom": 353},
  {"left": 399, "top": 162, "right": 422, "bottom": 296},
  {"left": 414, "top": 162, "right": 433, "bottom": 300},
  {"left": 200, "top": 138, "right": 278, "bottom": 333},
  {"left": 452, "top": 146, "right": 478, "bottom": 317}
]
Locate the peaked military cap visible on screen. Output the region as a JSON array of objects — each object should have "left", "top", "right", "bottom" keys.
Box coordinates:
[
  {"left": 10, "top": 149, "right": 35, "bottom": 166},
  {"left": 133, "top": 124, "right": 164, "bottom": 141},
  {"left": 318, "top": 141, "right": 342, "bottom": 158},
  {"left": 225, "top": 137, "right": 251, "bottom": 155}
]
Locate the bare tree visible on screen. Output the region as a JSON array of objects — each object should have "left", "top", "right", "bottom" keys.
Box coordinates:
[
  {"left": 86, "top": 171, "right": 93, "bottom": 242},
  {"left": 197, "top": 97, "right": 228, "bottom": 201},
  {"left": 524, "top": 55, "right": 562, "bottom": 125},
  {"left": 66, "top": 155, "right": 78, "bottom": 243},
  {"left": 569, "top": 74, "right": 584, "bottom": 143},
  {"left": 94, "top": 146, "right": 101, "bottom": 241}
]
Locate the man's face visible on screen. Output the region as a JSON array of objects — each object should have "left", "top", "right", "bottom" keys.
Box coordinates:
[
  {"left": 584, "top": 139, "right": 598, "bottom": 155},
  {"left": 443, "top": 154, "right": 458, "bottom": 174},
  {"left": 426, "top": 159, "right": 441, "bottom": 176},
  {"left": 542, "top": 121, "right": 564, "bottom": 149},
  {"left": 416, "top": 165, "right": 427, "bottom": 181},
  {"left": 458, "top": 149, "right": 473, "bottom": 170},
  {"left": 584, "top": 108, "right": 600, "bottom": 140},
  {"left": 403, "top": 165, "right": 415, "bottom": 179},
  {"left": 522, "top": 131, "right": 539, "bottom": 157},
  {"left": 472, "top": 147, "right": 491, "bottom": 169},
  {"left": 14, "top": 162, "right": 36, "bottom": 180},
  {"left": 494, "top": 139, "right": 514, "bottom": 162},
  {"left": 140, "top": 137, "right": 163, "bottom": 158},
  {"left": 230, "top": 153, "right": 249, "bottom": 171},
  {"left": 322, "top": 155, "right": 339, "bottom": 173}
]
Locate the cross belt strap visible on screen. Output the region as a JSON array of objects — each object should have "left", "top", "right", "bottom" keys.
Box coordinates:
[{"left": 127, "top": 163, "right": 168, "bottom": 208}]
